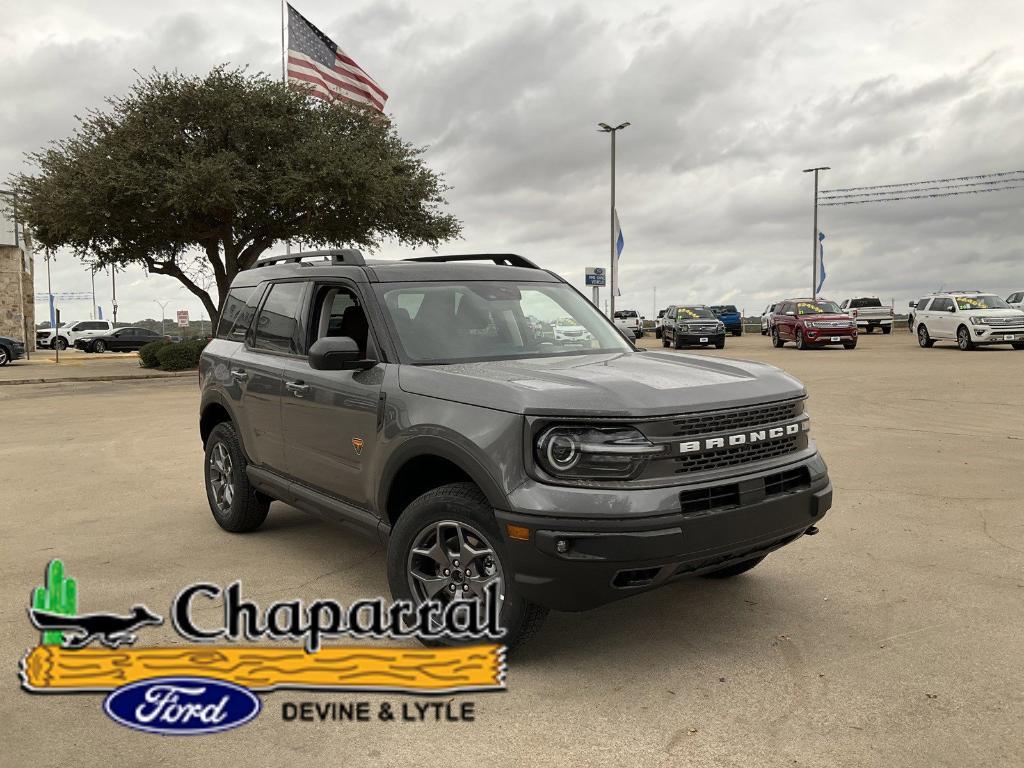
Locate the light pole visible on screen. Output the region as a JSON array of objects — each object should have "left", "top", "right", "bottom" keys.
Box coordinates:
[
  {"left": 90, "top": 263, "right": 98, "bottom": 320},
  {"left": 598, "top": 121, "right": 630, "bottom": 317},
  {"left": 110, "top": 266, "right": 118, "bottom": 325},
  {"left": 155, "top": 300, "right": 170, "bottom": 335},
  {"left": 802, "top": 166, "right": 829, "bottom": 299}
]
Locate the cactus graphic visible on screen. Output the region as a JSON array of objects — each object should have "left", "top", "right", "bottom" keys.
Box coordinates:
[{"left": 32, "top": 560, "right": 77, "bottom": 645}]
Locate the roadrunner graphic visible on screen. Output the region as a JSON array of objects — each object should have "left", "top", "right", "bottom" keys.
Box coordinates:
[{"left": 29, "top": 605, "right": 163, "bottom": 649}]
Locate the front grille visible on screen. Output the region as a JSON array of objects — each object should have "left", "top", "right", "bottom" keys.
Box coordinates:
[
  {"left": 764, "top": 466, "right": 811, "bottom": 496},
  {"left": 682, "top": 323, "right": 719, "bottom": 333},
  {"left": 810, "top": 320, "right": 852, "bottom": 328},
  {"left": 982, "top": 316, "right": 1024, "bottom": 328},
  {"left": 666, "top": 399, "right": 803, "bottom": 438},
  {"left": 673, "top": 434, "right": 801, "bottom": 474},
  {"left": 680, "top": 483, "right": 740, "bottom": 514}
]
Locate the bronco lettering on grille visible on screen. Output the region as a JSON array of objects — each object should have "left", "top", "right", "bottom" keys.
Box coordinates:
[{"left": 679, "top": 423, "right": 801, "bottom": 454}]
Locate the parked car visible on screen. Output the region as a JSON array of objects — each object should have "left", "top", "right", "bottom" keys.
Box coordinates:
[
  {"left": 552, "top": 319, "right": 593, "bottom": 343},
  {"left": 198, "top": 250, "right": 831, "bottom": 648},
  {"left": 912, "top": 291, "right": 1024, "bottom": 350},
  {"left": 661, "top": 305, "right": 726, "bottom": 349},
  {"left": 36, "top": 319, "right": 115, "bottom": 350},
  {"left": 0, "top": 335, "right": 26, "bottom": 366},
  {"left": 709, "top": 305, "right": 743, "bottom": 336},
  {"left": 760, "top": 303, "right": 779, "bottom": 335},
  {"left": 613, "top": 309, "right": 644, "bottom": 338},
  {"left": 771, "top": 299, "right": 857, "bottom": 350},
  {"left": 652, "top": 309, "right": 669, "bottom": 339},
  {"left": 838, "top": 297, "right": 894, "bottom": 334},
  {"left": 1007, "top": 291, "right": 1024, "bottom": 310},
  {"left": 76, "top": 327, "right": 168, "bottom": 353}
]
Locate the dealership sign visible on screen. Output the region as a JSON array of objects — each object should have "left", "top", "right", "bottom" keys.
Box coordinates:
[{"left": 585, "top": 267, "right": 606, "bottom": 286}]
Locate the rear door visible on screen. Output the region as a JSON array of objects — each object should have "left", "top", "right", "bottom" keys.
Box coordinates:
[
  {"left": 232, "top": 280, "right": 309, "bottom": 471},
  {"left": 776, "top": 302, "right": 796, "bottom": 339},
  {"left": 927, "top": 298, "right": 954, "bottom": 338},
  {"left": 280, "top": 281, "right": 385, "bottom": 509}
]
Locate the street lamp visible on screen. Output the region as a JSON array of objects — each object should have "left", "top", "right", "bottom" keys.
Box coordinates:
[
  {"left": 598, "top": 121, "right": 630, "bottom": 317},
  {"left": 802, "top": 166, "right": 830, "bottom": 299},
  {"left": 155, "top": 300, "right": 170, "bottom": 336}
]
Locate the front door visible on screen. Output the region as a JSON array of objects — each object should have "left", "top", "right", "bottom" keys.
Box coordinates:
[{"left": 280, "top": 283, "right": 383, "bottom": 509}]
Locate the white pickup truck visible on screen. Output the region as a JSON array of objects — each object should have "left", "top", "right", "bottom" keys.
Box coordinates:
[
  {"left": 838, "top": 297, "right": 894, "bottom": 334},
  {"left": 36, "top": 319, "right": 115, "bottom": 350},
  {"left": 613, "top": 309, "right": 644, "bottom": 338}
]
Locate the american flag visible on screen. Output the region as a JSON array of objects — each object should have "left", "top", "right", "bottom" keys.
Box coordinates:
[{"left": 286, "top": 4, "right": 388, "bottom": 111}]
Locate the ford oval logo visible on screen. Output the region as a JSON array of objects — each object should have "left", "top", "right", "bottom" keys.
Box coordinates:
[{"left": 103, "top": 676, "right": 260, "bottom": 735}]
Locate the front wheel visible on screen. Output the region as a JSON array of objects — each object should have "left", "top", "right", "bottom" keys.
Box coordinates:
[
  {"left": 204, "top": 422, "right": 270, "bottom": 533},
  {"left": 917, "top": 325, "right": 934, "bottom": 348},
  {"left": 388, "top": 483, "right": 547, "bottom": 649},
  {"left": 54, "top": 337, "right": 68, "bottom": 351},
  {"left": 957, "top": 325, "right": 974, "bottom": 351},
  {"left": 700, "top": 555, "right": 766, "bottom": 579},
  {"left": 843, "top": 341, "right": 857, "bottom": 350},
  {"left": 673, "top": 334, "right": 683, "bottom": 350},
  {"left": 662, "top": 333, "right": 670, "bottom": 347},
  {"left": 0, "top": 346, "right": 9, "bottom": 366},
  {"left": 714, "top": 338, "right": 726, "bottom": 349},
  {"left": 655, "top": 328, "right": 662, "bottom": 339},
  {"left": 795, "top": 329, "right": 807, "bottom": 350},
  {"left": 1012, "top": 342, "right": 1024, "bottom": 350},
  {"left": 93, "top": 340, "right": 106, "bottom": 353}
]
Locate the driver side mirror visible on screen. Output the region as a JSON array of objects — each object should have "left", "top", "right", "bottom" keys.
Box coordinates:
[
  {"left": 947, "top": 305, "right": 956, "bottom": 313},
  {"left": 786, "top": 311, "right": 796, "bottom": 316},
  {"left": 309, "top": 337, "right": 377, "bottom": 371},
  {"left": 908, "top": 301, "right": 916, "bottom": 308}
]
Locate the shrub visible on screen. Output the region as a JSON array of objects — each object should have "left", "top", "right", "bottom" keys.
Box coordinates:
[
  {"left": 155, "top": 338, "right": 209, "bottom": 371},
  {"left": 138, "top": 339, "right": 171, "bottom": 368}
]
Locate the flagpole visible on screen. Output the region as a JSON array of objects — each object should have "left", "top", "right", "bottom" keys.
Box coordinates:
[
  {"left": 803, "top": 166, "right": 829, "bottom": 300},
  {"left": 598, "top": 122, "right": 630, "bottom": 318},
  {"left": 281, "top": 0, "right": 291, "bottom": 255}
]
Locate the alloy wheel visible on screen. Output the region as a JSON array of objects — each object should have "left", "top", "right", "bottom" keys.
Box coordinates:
[
  {"left": 95, "top": 341, "right": 105, "bottom": 353},
  {"left": 407, "top": 520, "right": 505, "bottom": 623},
  {"left": 958, "top": 327, "right": 973, "bottom": 350},
  {"left": 918, "top": 326, "right": 930, "bottom": 347},
  {"left": 0, "top": 348, "right": 8, "bottom": 365},
  {"left": 208, "top": 441, "right": 235, "bottom": 513}
]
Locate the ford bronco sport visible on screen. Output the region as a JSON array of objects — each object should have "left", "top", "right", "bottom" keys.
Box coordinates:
[{"left": 199, "top": 251, "right": 832, "bottom": 647}]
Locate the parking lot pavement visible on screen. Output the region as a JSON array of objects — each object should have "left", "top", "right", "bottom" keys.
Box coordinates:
[
  {"left": 2, "top": 333, "right": 1022, "bottom": 767},
  {"left": 0, "top": 348, "right": 191, "bottom": 384}
]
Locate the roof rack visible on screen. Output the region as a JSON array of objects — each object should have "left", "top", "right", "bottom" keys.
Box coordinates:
[
  {"left": 403, "top": 253, "right": 540, "bottom": 270},
  {"left": 254, "top": 249, "right": 366, "bottom": 268}
]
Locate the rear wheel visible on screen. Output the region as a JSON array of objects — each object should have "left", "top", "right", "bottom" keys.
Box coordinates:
[
  {"left": 771, "top": 328, "right": 784, "bottom": 348},
  {"left": 957, "top": 325, "right": 974, "bottom": 351},
  {"left": 917, "top": 325, "right": 934, "bottom": 348},
  {"left": 388, "top": 482, "right": 547, "bottom": 649},
  {"left": 882, "top": 325, "right": 892, "bottom": 335},
  {"left": 204, "top": 421, "right": 270, "bottom": 533},
  {"left": 865, "top": 325, "right": 874, "bottom": 334},
  {"left": 700, "top": 555, "right": 766, "bottom": 579}
]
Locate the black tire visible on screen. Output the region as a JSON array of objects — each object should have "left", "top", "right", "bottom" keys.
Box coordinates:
[
  {"left": 388, "top": 482, "right": 547, "bottom": 649},
  {"left": 917, "top": 325, "right": 934, "bottom": 348},
  {"left": 732, "top": 329, "right": 742, "bottom": 337},
  {"left": 0, "top": 345, "right": 10, "bottom": 366},
  {"left": 795, "top": 329, "right": 807, "bottom": 350},
  {"left": 956, "top": 325, "right": 974, "bottom": 351},
  {"left": 203, "top": 421, "right": 270, "bottom": 533},
  {"left": 843, "top": 341, "right": 857, "bottom": 350},
  {"left": 865, "top": 325, "right": 874, "bottom": 334},
  {"left": 634, "top": 329, "right": 643, "bottom": 338},
  {"left": 772, "top": 328, "right": 784, "bottom": 348},
  {"left": 54, "top": 337, "right": 68, "bottom": 351},
  {"left": 882, "top": 325, "right": 892, "bottom": 335},
  {"left": 714, "top": 338, "right": 726, "bottom": 349},
  {"left": 655, "top": 328, "right": 662, "bottom": 339},
  {"left": 673, "top": 334, "right": 684, "bottom": 350},
  {"left": 93, "top": 340, "right": 106, "bottom": 353},
  {"left": 700, "top": 555, "right": 766, "bottom": 579},
  {"left": 761, "top": 327, "right": 768, "bottom": 336},
  {"left": 661, "top": 333, "right": 670, "bottom": 348},
  {"left": 1012, "top": 342, "right": 1024, "bottom": 350}
]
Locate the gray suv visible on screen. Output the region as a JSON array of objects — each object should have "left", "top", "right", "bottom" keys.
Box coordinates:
[{"left": 199, "top": 251, "right": 832, "bottom": 646}]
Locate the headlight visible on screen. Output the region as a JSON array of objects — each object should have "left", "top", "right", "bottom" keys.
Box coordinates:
[
  {"left": 969, "top": 317, "right": 986, "bottom": 326},
  {"left": 536, "top": 426, "right": 664, "bottom": 480},
  {"left": 717, "top": 322, "right": 725, "bottom": 331}
]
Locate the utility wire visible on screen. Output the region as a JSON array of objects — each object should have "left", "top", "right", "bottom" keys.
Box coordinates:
[
  {"left": 821, "top": 168, "right": 1024, "bottom": 194},
  {"left": 819, "top": 184, "right": 1024, "bottom": 206},
  {"left": 821, "top": 175, "right": 1024, "bottom": 201}
]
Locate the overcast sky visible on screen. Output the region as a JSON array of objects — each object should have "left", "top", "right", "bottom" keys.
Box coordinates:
[{"left": 3, "top": 0, "right": 1023, "bottom": 325}]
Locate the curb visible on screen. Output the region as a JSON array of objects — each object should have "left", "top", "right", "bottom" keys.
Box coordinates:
[{"left": 0, "top": 371, "right": 196, "bottom": 386}]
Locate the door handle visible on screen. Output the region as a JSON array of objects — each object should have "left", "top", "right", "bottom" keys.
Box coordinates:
[
  {"left": 286, "top": 381, "right": 310, "bottom": 397},
  {"left": 230, "top": 368, "right": 248, "bottom": 382}
]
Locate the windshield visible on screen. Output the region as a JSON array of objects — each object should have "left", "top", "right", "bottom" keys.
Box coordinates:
[
  {"left": 376, "top": 281, "right": 633, "bottom": 364},
  {"left": 712, "top": 305, "right": 738, "bottom": 314},
  {"left": 677, "top": 306, "right": 716, "bottom": 319},
  {"left": 797, "top": 301, "right": 841, "bottom": 315},
  {"left": 849, "top": 298, "right": 882, "bottom": 308},
  {"left": 614, "top": 310, "right": 638, "bottom": 318},
  {"left": 954, "top": 295, "right": 1010, "bottom": 310}
]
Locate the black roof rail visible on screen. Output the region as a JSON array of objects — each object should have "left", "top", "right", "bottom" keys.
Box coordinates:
[
  {"left": 403, "top": 253, "right": 540, "bottom": 270},
  {"left": 253, "top": 248, "right": 366, "bottom": 268}
]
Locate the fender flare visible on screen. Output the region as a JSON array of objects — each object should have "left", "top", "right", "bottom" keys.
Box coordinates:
[{"left": 377, "top": 435, "right": 509, "bottom": 516}]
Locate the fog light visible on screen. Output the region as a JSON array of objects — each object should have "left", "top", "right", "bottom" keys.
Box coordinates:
[
  {"left": 505, "top": 523, "right": 530, "bottom": 541},
  {"left": 555, "top": 539, "right": 569, "bottom": 553}
]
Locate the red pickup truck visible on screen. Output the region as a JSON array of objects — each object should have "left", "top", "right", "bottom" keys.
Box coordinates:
[{"left": 770, "top": 298, "right": 858, "bottom": 350}]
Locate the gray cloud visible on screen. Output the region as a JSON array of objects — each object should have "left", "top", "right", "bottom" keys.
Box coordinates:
[{"left": 3, "top": 0, "right": 1023, "bottom": 325}]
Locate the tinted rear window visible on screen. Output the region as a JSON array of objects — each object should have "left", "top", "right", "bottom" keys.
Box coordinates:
[
  {"left": 849, "top": 298, "right": 882, "bottom": 308},
  {"left": 217, "top": 287, "right": 256, "bottom": 340}
]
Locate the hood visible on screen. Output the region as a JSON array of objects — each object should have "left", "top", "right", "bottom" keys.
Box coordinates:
[{"left": 398, "top": 351, "right": 805, "bottom": 417}]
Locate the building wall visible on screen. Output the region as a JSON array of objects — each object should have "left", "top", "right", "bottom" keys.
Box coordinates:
[{"left": 0, "top": 244, "right": 34, "bottom": 344}]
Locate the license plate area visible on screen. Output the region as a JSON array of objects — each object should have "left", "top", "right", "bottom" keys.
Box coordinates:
[
  {"left": 830, "top": 336, "right": 840, "bottom": 342},
  {"left": 699, "top": 337, "right": 708, "bottom": 343}
]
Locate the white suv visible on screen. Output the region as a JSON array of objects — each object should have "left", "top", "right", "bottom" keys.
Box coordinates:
[
  {"left": 912, "top": 291, "right": 1024, "bottom": 351},
  {"left": 36, "top": 319, "right": 115, "bottom": 350},
  {"left": 1007, "top": 291, "right": 1024, "bottom": 310}
]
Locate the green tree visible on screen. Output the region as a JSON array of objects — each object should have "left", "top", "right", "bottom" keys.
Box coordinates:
[{"left": 12, "top": 66, "right": 460, "bottom": 324}]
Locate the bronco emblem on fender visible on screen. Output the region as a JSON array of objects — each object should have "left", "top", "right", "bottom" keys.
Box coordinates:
[{"left": 352, "top": 437, "right": 364, "bottom": 455}]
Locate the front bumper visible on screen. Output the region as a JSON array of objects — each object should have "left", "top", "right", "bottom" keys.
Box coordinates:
[
  {"left": 676, "top": 332, "right": 725, "bottom": 345},
  {"left": 8, "top": 344, "right": 25, "bottom": 361},
  {"left": 497, "top": 453, "right": 831, "bottom": 611},
  {"left": 803, "top": 328, "right": 856, "bottom": 344},
  {"left": 36, "top": 337, "right": 53, "bottom": 349},
  {"left": 969, "top": 326, "right": 1023, "bottom": 343}
]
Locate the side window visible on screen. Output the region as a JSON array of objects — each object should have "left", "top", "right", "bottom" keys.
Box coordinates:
[
  {"left": 309, "top": 284, "right": 374, "bottom": 359},
  {"left": 931, "top": 298, "right": 950, "bottom": 312},
  {"left": 916, "top": 298, "right": 930, "bottom": 312},
  {"left": 253, "top": 282, "right": 306, "bottom": 354},
  {"left": 217, "top": 287, "right": 255, "bottom": 340},
  {"left": 840, "top": 300, "right": 848, "bottom": 309}
]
